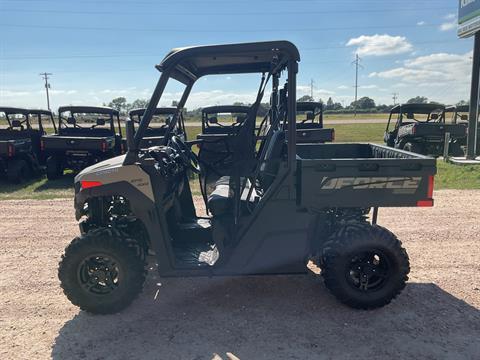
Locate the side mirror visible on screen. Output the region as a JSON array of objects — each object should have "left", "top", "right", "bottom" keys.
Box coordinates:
[
  {"left": 306, "top": 112, "right": 315, "bottom": 121},
  {"left": 461, "top": 114, "right": 469, "bottom": 121},
  {"left": 67, "top": 117, "right": 75, "bottom": 125},
  {"left": 209, "top": 116, "right": 218, "bottom": 124},
  {"left": 125, "top": 119, "right": 136, "bottom": 151},
  {"left": 96, "top": 118, "right": 106, "bottom": 126},
  {"left": 430, "top": 113, "right": 439, "bottom": 120},
  {"left": 11, "top": 120, "right": 22, "bottom": 128}
]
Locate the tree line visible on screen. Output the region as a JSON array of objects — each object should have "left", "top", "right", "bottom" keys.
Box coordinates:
[{"left": 106, "top": 96, "right": 469, "bottom": 117}]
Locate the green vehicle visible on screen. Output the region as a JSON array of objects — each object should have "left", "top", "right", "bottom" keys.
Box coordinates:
[
  {"left": 58, "top": 41, "right": 437, "bottom": 314},
  {"left": 0, "top": 107, "right": 55, "bottom": 182},
  {"left": 384, "top": 103, "right": 466, "bottom": 157}
]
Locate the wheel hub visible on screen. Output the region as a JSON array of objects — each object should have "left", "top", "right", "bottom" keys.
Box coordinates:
[
  {"left": 347, "top": 250, "right": 390, "bottom": 292},
  {"left": 78, "top": 254, "right": 120, "bottom": 295}
]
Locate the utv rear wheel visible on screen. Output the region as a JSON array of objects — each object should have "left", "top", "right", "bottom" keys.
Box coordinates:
[
  {"left": 403, "top": 142, "right": 423, "bottom": 154},
  {"left": 46, "top": 156, "right": 63, "bottom": 180},
  {"left": 7, "top": 159, "right": 31, "bottom": 183},
  {"left": 58, "top": 228, "right": 147, "bottom": 314},
  {"left": 321, "top": 223, "right": 410, "bottom": 309}
]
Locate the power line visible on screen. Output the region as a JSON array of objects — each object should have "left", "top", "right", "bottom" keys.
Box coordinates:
[
  {"left": 0, "top": 22, "right": 451, "bottom": 33},
  {"left": 0, "top": 40, "right": 464, "bottom": 61},
  {"left": 39, "top": 72, "right": 52, "bottom": 110},
  {"left": 0, "top": 6, "right": 454, "bottom": 16}
]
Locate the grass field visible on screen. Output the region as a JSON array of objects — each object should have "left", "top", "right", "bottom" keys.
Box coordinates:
[{"left": 0, "top": 122, "right": 479, "bottom": 200}]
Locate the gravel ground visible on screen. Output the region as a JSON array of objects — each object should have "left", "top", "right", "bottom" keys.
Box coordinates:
[{"left": 0, "top": 191, "right": 479, "bottom": 360}]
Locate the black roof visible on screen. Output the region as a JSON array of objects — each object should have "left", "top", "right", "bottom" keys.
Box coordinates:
[
  {"left": 58, "top": 106, "right": 119, "bottom": 115},
  {"left": 456, "top": 105, "right": 469, "bottom": 112},
  {"left": 297, "top": 102, "right": 323, "bottom": 112},
  {"left": 27, "top": 109, "right": 53, "bottom": 116},
  {"left": 202, "top": 105, "right": 251, "bottom": 114},
  {"left": 0, "top": 107, "right": 30, "bottom": 115},
  {"left": 390, "top": 103, "right": 445, "bottom": 114},
  {"left": 156, "top": 41, "right": 301, "bottom": 84},
  {"left": 129, "top": 107, "right": 176, "bottom": 117}
]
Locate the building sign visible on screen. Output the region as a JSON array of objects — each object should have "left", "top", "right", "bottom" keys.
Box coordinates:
[{"left": 459, "top": 0, "right": 480, "bottom": 38}]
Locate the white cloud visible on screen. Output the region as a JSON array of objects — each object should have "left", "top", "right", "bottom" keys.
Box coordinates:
[
  {"left": 417, "top": 21, "right": 426, "bottom": 26},
  {"left": 0, "top": 90, "right": 31, "bottom": 97},
  {"left": 297, "top": 85, "right": 335, "bottom": 100},
  {"left": 337, "top": 85, "right": 349, "bottom": 90},
  {"left": 346, "top": 34, "right": 413, "bottom": 57},
  {"left": 440, "top": 14, "right": 457, "bottom": 31},
  {"left": 369, "top": 51, "right": 472, "bottom": 103},
  {"left": 359, "top": 85, "right": 378, "bottom": 89},
  {"left": 440, "top": 21, "right": 456, "bottom": 31}
]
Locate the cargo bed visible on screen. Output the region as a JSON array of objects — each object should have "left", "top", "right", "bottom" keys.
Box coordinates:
[
  {"left": 296, "top": 143, "right": 436, "bottom": 208},
  {"left": 42, "top": 134, "right": 115, "bottom": 152}
]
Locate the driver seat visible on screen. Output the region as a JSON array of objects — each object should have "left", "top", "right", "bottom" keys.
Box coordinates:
[{"left": 206, "top": 129, "right": 285, "bottom": 217}]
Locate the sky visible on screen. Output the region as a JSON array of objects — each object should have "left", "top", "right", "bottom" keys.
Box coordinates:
[{"left": 0, "top": 0, "right": 474, "bottom": 110}]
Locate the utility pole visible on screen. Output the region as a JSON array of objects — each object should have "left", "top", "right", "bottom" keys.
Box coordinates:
[
  {"left": 39, "top": 72, "right": 52, "bottom": 110},
  {"left": 352, "top": 54, "right": 363, "bottom": 117},
  {"left": 392, "top": 92, "right": 399, "bottom": 105},
  {"left": 310, "top": 78, "right": 314, "bottom": 100}
]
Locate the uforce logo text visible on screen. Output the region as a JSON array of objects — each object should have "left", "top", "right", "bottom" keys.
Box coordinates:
[{"left": 321, "top": 177, "right": 421, "bottom": 192}]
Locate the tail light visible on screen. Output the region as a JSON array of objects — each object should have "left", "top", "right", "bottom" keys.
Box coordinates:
[
  {"left": 101, "top": 140, "right": 107, "bottom": 152},
  {"left": 412, "top": 125, "right": 417, "bottom": 135},
  {"left": 7, "top": 143, "right": 15, "bottom": 157},
  {"left": 81, "top": 180, "right": 103, "bottom": 189},
  {"left": 331, "top": 129, "right": 335, "bottom": 142},
  {"left": 417, "top": 175, "right": 434, "bottom": 207},
  {"left": 121, "top": 142, "right": 125, "bottom": 153},
  {"left": 40, "top": 140, "right": 45, "bottom": 151}
]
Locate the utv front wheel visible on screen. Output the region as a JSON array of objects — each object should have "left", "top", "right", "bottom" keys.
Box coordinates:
[
  {"left": 321, "top": 223, "right": 410, "bottom": 309},
  {"left": 58, "top": 228, "right": 147, "bottom": 314}
]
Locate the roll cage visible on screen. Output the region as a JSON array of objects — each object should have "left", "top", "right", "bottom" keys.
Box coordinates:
[
  {"left": 201, "top": 105, "right": 251, "bottom": 133},
  {"left": 296, "top": 101, "right": 324, "bottom": 127},
  {"left": 129, "top": 107, "right": 186, "bottom": 137},
  {"left": 57, "top": 106, "right": 122, "bottom": 136},
  {"left": 386, "top": 103, "right": 446, "bottom": 132},
  {"left": 127, "top": 41, "right": 300, "bottom": 169},
  {"left": 0, "top": 107, "right": 55, "bottom": 133}
]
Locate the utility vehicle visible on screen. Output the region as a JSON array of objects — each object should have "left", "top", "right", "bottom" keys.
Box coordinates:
[
  {"left": 129, "top": 107, "right": 186, "bottom": 148},
  {"left": 446, "top": 105, "right": 477, "bottom": 149},
  {"left": 58, "top": 41, "right": 437, "bottom": 315},
  {"left": 293, "top": 101, "right": 335, "bottom": 143},
  {"left": 384, "top": 103, "right": 466, "bottom": 156},
  {"left": 0, "top": 107, "right": 54, "bottom": 182},
  {"left": 42, "top": 106, "right": 124, "bottom": 179}
]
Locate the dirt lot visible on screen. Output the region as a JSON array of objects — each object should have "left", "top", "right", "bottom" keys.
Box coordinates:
[{"left": 0, "top": 191, "right": 479, "bottom": 360}]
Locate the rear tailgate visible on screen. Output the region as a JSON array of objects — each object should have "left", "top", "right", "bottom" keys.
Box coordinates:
[
  {"left": 0, "top": 139, "right": 31, "bottom": 156},
  {"left": 42, "top": 135, "right": 115, "bottom": 152},
  {"left": 296, "top": 143, "right": 436, "bottom": 209},
  {"left": 295, "top": 128, "right": 335, "bottom": 143}
]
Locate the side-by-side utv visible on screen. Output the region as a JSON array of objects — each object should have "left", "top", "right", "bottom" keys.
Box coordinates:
[
  {"left": 58, "top": 41, "right": 437, "bottom": 315},
  {"left": 384, "top": 103, "right": 466, "bottom": 157},
  {"left": 42, "top": 106, "right": 124, "bottom": 179},
  {"left": 129, "top": 107, "right": 186, "bottom": 148},
  {"left": 294, "top": 101, "right": 335, "bottom": 143},
  {"left": 0, "top": 107, "right": 54, "bottom": 182}
]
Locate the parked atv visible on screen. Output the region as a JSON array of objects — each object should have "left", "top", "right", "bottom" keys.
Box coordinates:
[
  {"left": 384, "top": 103, "right": 466, "bottom": 157},
  {"left": 0, "top": 107, "right": 52, "bottom": 182},
  {"left": 58, "top": 41, "right": 436, "bottom": 314},
  {"left": 42, "top": 106, "right": 124, "bottom": 179},
  {"left": 294, "top": 102, "right": 335, "bottom": 143},
  {"left": 129, "top": 107, "right": 186, "bottom": 148}
]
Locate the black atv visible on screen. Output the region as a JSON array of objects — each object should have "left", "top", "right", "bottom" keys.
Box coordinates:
[
  {"left": 42, "top": 106, "right": 124, "bottom": 179},
  {"left": 0, "top": 107, "right": 54, "bottom": 182},
  {"left": 294, "top": 101, "right": 335, "bottom": 143},
  {"left": 58, "top": 41, "right": 437, "bottom": 314},
  {"left": 384, "top": 103, "right": 466, "bottom": 157},
  {"left": 129, "top": 107, "right": 186, "bottom": 148}
]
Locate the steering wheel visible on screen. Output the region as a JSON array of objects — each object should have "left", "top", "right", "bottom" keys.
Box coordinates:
[{"left": 170, "top": 136, "right": 201, "bottom": 174}]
